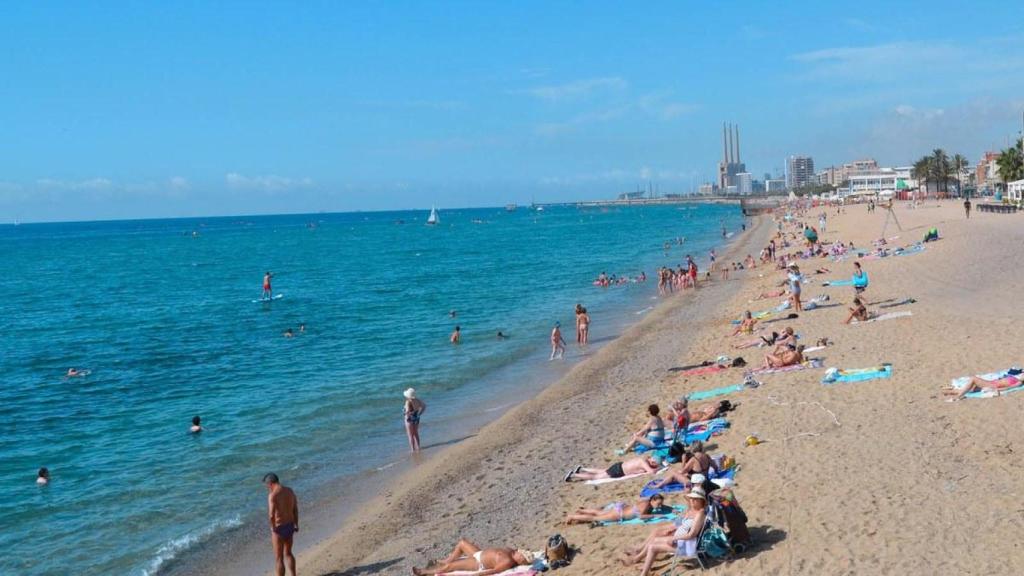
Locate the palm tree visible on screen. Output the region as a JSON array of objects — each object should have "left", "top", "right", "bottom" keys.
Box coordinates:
[
  {"left": 951, "top": 153, "right": 968, "bottom": 197},
  {"left": 996, "top": 138, "right": 1024, "bottom": 193},
  {"left": 912, "top": 157, "right": 932, "bottom": 198},
  {"left": 930, "top": 149, "right": 951, "bottom": 197}
]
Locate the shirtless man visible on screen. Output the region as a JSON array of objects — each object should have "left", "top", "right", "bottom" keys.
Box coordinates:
[
  {"left": 450, "top": 326, "right": 461, "bottom": 344},
  {"left": 262, "top": 272, "right": 273, "bottom": 300},
  {"left": 564, "top": 454, "right": 663, "bottom": 482},
  {"left": 263, "top": 473, "right": 299, "bottom": 576},
  {"left": 550, "top": 322, "right": 566, "bottom": 360},
  {"left": 412, "top": 538, "right": 534, "bottom": 575}
]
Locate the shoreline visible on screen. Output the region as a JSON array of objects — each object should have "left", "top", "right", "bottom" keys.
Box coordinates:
[{"left": 286, "top": 215, "right": 771, "bottom": 575}]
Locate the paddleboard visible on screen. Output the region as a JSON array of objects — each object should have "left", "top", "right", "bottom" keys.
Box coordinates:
[{"left": 252, "top": 294, "right": 284, "bottom": 303}]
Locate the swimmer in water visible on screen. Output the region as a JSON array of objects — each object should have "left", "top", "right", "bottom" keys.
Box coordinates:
[
  {"left": 496, "top": 331, "right": 508, "bottom": 340},
  {"left": 67, "top": 368, "right": 81, "bottom": 378},
  {"left": 191, "top": 416, "right": 203, "bottom": 434},
  {"left": 283, "top": 328, "right": 294, "bottom": 338},
  {"left": 449, "top": 310, "right": 457, "bottom": 318},
  {"left": 262, "top": 271, "right": 273, "bottom": 300},
  {"left": 298, "top": 323, "right": 306, "bottom": 334},
  {"left": 550, "top": 322, "right": 566, "bottom": 360},
  {"left": 37, "top": 467, "right": 49, "bottom": 486},
  {"left": 450, "top": 326, "right": 461, "bottom": 344}
]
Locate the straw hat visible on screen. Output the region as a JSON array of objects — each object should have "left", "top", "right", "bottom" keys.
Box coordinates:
[
  {"left": 403, "top": 388, "right": 416, "bottom": 399},
  {"left": 686, "top": 487, "right": 707, "bottom": 500}
]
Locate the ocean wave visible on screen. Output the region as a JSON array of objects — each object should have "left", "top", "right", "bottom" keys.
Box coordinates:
[{"left": 140, "top": 515, "right": 242, "bottom": 576}]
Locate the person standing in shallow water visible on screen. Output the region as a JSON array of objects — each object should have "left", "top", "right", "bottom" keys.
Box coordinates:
[
  {"left": 262, "top": 271, "right": 273, "bottom": 299},
  {"left": 450, "top": 325, "right": 461, "bottom": 344},
  {"left": 263, "top": 473, "right": 298, "bottom": 576},
  {"left": 550, "top": 322, "right": 566, "bottom": 360},
  {"left": 403, "top": 388, "right": 426, "bottom": 452}
]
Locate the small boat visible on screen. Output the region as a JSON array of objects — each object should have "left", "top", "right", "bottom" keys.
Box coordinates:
[
  {"left": 426, "top": 206, "right": 439, "bottom": 225},
  {"left": 505, "top": 204, "right": 518, "bottom": 212}
]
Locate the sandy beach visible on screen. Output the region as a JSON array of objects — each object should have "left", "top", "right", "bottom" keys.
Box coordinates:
[{"left": 293, "top": 200, "right": 1024, "bottom": 576}]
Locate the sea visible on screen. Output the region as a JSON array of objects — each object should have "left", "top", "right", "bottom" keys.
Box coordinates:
[{"left": 1, "top": 203, "right": 745, "bottom": 575}]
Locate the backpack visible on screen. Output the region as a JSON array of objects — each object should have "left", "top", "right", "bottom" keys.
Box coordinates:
[
  {"left": 545, "top": 534, "right": 570, "bottom": 569},
  {"left": 667, "top": 441, "right": 687, "bottom": 463},
  {"left": 700, "top": 524, "right": 732, "bottom": 559}
]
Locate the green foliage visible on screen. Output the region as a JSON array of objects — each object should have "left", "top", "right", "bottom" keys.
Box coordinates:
[{"left": 996, "top": 138, "right": 1024, "bottom": 185}]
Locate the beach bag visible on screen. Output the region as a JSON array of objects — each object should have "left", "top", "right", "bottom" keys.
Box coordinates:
[
  {"left": 700, "top": 525, "right": 732, "bottom": 559},
  {"left": 545, "top": 534, "right": 570, "bottom": 568},
  {"left": 731, "top": 357, "right": 747, "bottom": 368}
]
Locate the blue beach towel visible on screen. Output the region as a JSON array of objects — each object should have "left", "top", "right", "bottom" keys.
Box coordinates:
[
  {"left": 640, "top": 468, "right": 737, "bottom": 498},
  {"left": 950, "top": 368, "right": 1024, "bottom": 399},
  {"left": 821, "top": 363, "right": 892, "bottom": 384},
  {"left": 687, "top": 383, "right": 744, "bottom": 401},
  {"left": 634, "top": 419, "right": 730, "bottom": 453}
]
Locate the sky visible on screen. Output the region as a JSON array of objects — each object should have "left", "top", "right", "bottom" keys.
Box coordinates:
[{"left": 1, "top": 1, "right": 1023, "bottom": 222}]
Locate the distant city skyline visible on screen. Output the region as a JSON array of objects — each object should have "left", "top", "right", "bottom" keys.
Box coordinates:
[{"left": 1, "top": 1, "right": 1023, "bottom": 222}]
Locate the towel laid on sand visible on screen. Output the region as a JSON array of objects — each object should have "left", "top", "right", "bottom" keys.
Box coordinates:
[
  {"left": 635, "top": 419, "right": 730, "bottom": 453},
  {"left": 851, "top": 311, "right": 912, "bottom": 324},
  {"left": 687, "top": 383, "right": 744, "bottom": 401},
  {"left": 675, "top": 364, "right": 727, "bottom": 377},
  {"left": 751, "top": 358, "right": 824, "bottom": 375},
  {"left": 585, "top": 467, "right": 668, "bottom": 486},
  {"left": 440, "top": 563, "right": 539, "bottom": 576},
  {"left": 950, "top": 368, "right": 1024, "bottom": 399},
  {"left": 822, "top": 363, "right": 892, "bottom": 384}
]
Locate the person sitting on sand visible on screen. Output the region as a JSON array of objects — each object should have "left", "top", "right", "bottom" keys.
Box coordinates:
[
  {"left": 768, "top": 327, "right": 798, "bottom": 353},
  {"left": 190, "top": 415, "right": 203, "bottom": 433},
  {"left": 650, "top": 442, "right": 712, "bottom": 489},
  {"left": 843, "top": 297, "right": 869, "bottom": 324},
  {"left": 565, "top": 494, "right": 671, "bottom": 525},
  {"left": 618, "top": 488, "right": 707, "bottom": 575},
  {"left": 943, "top": 375, "right": 1022, "bottom": 400},
  {"left": 666, "top": 399, "right": 690, "bottom": 441},
  {"left": 730, "top": 311, "right": 758, "bottom": 336},
  {"left": 565, "top": 454, "right": 663, "bottom": 482},
  {"left": 618, "top": 404, "right": 666, "bottom": 454},
  {"left": 763, "top": 344, "right": 805, "bottom": 369},
  {"left": 412, "top": 538, "right": 534, "bottom": 575}
]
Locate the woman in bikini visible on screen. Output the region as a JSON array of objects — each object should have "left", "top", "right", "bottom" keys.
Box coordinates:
[
  {"left": 565, "top": 494, "right": 670, "bottom": 525},
  {"left": 943, "top": 374, "right": 1022, "bottom": 400},
  {"left": 619, "top": 404, "right": 667, "bottom": 453},
  {"left": 619, "top": 488, "right": 708, "bottom": 575},
  {"left": 649, "top": 441, "right": 713, "bottom": 491},
  {"left": 403, "top": 388, "right": 426, "bottom": 452},
  {"left": 578, "top": 306, "right": 590, "bottom": 346},
  {"left": 843, "top": 297, "right": 869, "bottom": 324},
  {"left": 763, "top": 344, "right": 805, "bottom": 369}
]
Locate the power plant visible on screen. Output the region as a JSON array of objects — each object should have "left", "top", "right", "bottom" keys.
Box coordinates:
[{"left": 718, "top": 122, "right": 746, "bottom": 190}]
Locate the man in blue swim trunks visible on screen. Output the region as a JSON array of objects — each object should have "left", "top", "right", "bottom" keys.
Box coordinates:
[{"left": 264, "top": 473, "right": 299, "bottom": 576}]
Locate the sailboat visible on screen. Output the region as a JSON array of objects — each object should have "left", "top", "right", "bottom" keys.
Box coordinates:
[{"left": 426, "top": 206, "right": 439, "bottom": 225}]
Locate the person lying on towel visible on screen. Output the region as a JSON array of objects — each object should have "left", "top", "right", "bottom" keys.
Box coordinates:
[
  {"left": 763, "top": 344, "right": 805, "bottom": 369},
  {"left": 565, "top": 454, "right": 663, "bottom": 482},
  {"left": 412, "top": 539, "right": 534, "bottom": 575}
]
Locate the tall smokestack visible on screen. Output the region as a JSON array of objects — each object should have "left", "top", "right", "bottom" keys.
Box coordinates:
[
  {"left": 722, "top": 123, "right": 728, "bottom": 163},
  {"left": 727, "top": 123, "right": 733, "bottom": 164},
  {"left": 735, "top": 125, "right": 741, "bottom": 163}
]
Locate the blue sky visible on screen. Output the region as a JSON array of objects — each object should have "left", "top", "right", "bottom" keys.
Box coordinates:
[{"left": 2, "top": 1, "right": 1023, "bottom": 222}]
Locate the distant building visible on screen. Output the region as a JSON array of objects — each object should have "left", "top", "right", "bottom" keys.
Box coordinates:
[
  {"left": 976, "top": 151, "right": 1001, "bottom": 193},
  {"left": 1008, "top": 179, "right": 1024, "bottom": 204},
  {"left": 617, "top": 191, "right": 646, "bottom": 201},
  {"left": 725, "top": 185, "right": 738, "bottom": 195},
  {"left": 765, "top": 179, "right": 787, "bottom": 193},
  {"left": 718, "top": 123, "right": 746, "bottom": 189},
  {"left": 843, "top": 168, "right": 915, "bottom": 198},
  {"left": 699, "top": 183, "right": 715, "bottom": 195},
  {"left": 786, "top": 156, "right": 815, "bottom": 189},
  {"left": 735, "top": 172, "right": 753, "bottom": 195}
]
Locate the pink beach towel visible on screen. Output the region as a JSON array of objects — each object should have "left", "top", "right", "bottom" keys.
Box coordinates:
[{"left": 677, "top": 364, "right": 727, "bottom": 377}]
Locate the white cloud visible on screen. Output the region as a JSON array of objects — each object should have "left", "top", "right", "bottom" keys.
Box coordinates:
[
  {"left": 35, "top": 177, "right": 114, "bottom": 191},
  {"left": 519, "top": 77, "right": 627, "bottom": 101},
  {"left": 225, "top": 172, "right": 314, "bottom": 192},
  {"left": 168, "top": 176, "right": 190, "bottom": 190},
  {"left": 540, "top": 166, "right": 695, "bottom": 186}
]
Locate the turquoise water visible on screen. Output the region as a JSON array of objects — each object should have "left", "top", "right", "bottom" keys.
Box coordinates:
[{"left": 1, "top": 204, "right": 742, "bottom": 575}]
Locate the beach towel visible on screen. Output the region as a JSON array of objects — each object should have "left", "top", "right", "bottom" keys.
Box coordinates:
[
  {"left": 584, "top": 467, "right": 668, "bottom": 486},
  {"left": 851, "top": 311, "right": 912, "bottom": 324},
  {"left": 687, "top": 383, "right": 744, "bottom": 401},
  {"left": 675, "top": 364, "right": 727, "bottom": 377},
  {"left": 731, "top": 310, "right": 773, "bottom": 324},
  {"left": 751, "top": 358, "right": 824, "bottom": 375},
  {"left": 440, "top": 565, "right": 538, "bottom": 576},
  {"left": 596, "top": 505, "right": 686, "bottom": 526},
  {"left": 823, "top": 272, "right": 869, "bottom": 288},
  {"left": 821, "top": 363, "right": 892, "bottom": 384},
  {"left": 894, "top": 244, "right": 925, "bottom": 256},
  {"left": 803, "top": 345, "right": 827, "bottom": 353},
  {"left": 634, "top": 419, "right": 730, "bottom": 453},
  {"left": 950, "top": 368, "right": 1024, "bottom": 399}
]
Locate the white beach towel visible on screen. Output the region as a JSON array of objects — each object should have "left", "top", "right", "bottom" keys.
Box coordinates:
[
  {"left": 583, "top": 467, "right": 667, "bottom": 486},
  {"left": 852, "top": 311, "right": 912, "bottom": 324}
]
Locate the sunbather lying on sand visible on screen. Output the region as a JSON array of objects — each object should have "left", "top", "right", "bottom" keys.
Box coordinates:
[
  {"left": 565, "top": 494, "right": 670, "bottom": 525},
  {"left": 763, "top": 344, "right": 805, "bottom": 369},
  {"left": 752, "top": 289, "right": 786, "bottom": 301},
  {"left": 618, "top": 488, "right": 707, "bottom": 576},
  {"left": 618, "top": 404, "right": 667, "bottom": 453},
  {"left": 734, "top": 326, "right": 795, "bottom": 350},
  {"left": 565, "top": 454, "right": 663, "bottom": 482},
  {"left": 665, "top": 400, "right": 724, "bottom": 429},
  {"left": 843, "top": 297, "right": 869, "bottom": 324},
  {"left": 943, "top": 375, "right": 1022, "bottom": 400},
  {"left": 650, "top": 442, "right": 712, "bottom": 489},
  {"left": 412, "top": 538, "right": 534, "bottom": 575},
  {"left": 730, "top": 311, "right": 758, "bottom": 336}
]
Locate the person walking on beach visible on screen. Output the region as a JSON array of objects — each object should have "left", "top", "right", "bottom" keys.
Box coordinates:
[
  {"left": 787, "top": 264, "right": 803, "bottom": 312},
  {"left": 262, "top": 271, "right": 273, "bottom": 300},
  {"left": 708, "top": 249, "right": 717, "bottom": 272},
  {"left": 964, "top": 198, "right": 971, "bottom": 219},
  {"left": 550, "top": 322, "right": 566, "bottom": 360},
  {"left": 403, "top": 388, "right": 426, "bottom": 452},
  {"left": 263, "top": 473, "right": 298, "bottom": 576}
]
